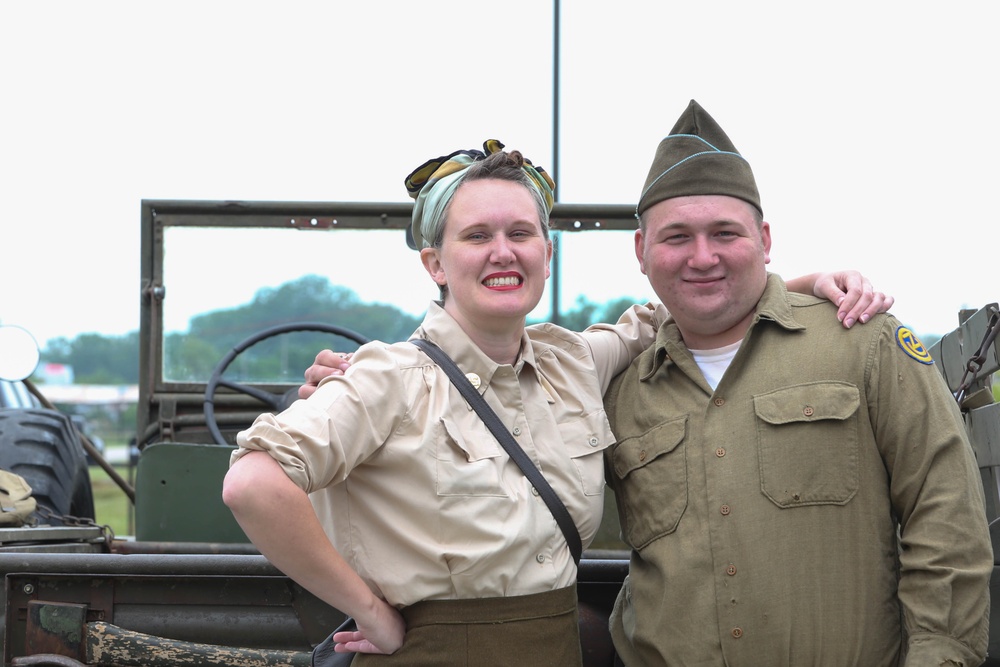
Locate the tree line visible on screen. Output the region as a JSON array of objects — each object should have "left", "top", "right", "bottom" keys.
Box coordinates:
[{"left": 40, "top": 275, "right": 642, "bottom": 385}]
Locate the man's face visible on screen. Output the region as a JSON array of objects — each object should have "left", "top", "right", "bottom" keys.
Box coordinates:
[{"left": 635, "top": 194, "right": 771, "bottom": 349}]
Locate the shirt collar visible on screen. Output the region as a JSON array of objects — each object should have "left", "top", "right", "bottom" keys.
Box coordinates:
[
  {"left": 640, "top": 273, "right": 805, "bottom": 380},
  {"left": 414, "top": 301, "right": 537, "bottom": 391}
]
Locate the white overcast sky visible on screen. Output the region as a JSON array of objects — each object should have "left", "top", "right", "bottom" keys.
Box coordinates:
[{"left": 2, "top": 1, "right": 998, "bottom": 348}]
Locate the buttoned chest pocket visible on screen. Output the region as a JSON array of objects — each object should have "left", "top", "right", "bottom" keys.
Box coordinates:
[
  {"left": 434, "top": 418, "right": 507, "bottom": 497},
  {"left": 754, "top": 382, "right": 860, "bottom": 508},
  {"left": 561, "top": 410, "right": 616, "bottom": 496},
  {"left": 610, "top": 416, "right": 688, "bottom": 550}
]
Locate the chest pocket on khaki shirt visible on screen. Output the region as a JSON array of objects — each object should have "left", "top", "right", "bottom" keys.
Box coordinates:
[
  {"left": 560, "top": 410, "right": 616, "bottom": 497},
  {"left": 435, "top": 417, "right": 507, "bottom": 497},
  {"left": 610, "top": 416, "right": 688, "bottom": 550},
  {"left": 753, "top": 381, "right": 861, "bottom": 508}
]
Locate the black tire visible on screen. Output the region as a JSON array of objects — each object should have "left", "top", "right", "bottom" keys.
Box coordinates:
[{"left": 0, "top": 408, "right": 95, "bottom": 523}]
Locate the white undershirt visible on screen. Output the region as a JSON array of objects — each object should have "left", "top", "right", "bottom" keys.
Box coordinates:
[{"left": 689, "top": 340, "right": 742, "bottom": 390}]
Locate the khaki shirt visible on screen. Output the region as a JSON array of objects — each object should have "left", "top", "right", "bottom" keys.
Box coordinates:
[
  {"left": 233, "top": 300, "right": 662, "bottom": 607},
  {"left": 605, "top": 275, "right": 992, "bottom": 667}
]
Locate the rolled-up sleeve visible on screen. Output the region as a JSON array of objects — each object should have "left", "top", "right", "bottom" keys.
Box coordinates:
[{"left": 231, "top": 342, "right": 413, "bottom": 493}]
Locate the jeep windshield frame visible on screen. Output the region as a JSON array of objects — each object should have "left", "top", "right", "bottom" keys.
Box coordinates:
[{"left": 137, "top": 199, "right": 644, "bottom": 451}]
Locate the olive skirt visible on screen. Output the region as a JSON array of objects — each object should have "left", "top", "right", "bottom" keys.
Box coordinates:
[{"left": 351, "top": 585, "right": 582, "bottom": 666}]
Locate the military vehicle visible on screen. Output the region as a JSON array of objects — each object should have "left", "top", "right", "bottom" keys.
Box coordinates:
[
  {"left": 0, "top": 199, "right": 996, "bottom": 665},
  {"left": 0, "top": 325, "right": 95, "bottom": 528},
  {"left": 0, "top": 199, "right": 637, "bottom": 666}
]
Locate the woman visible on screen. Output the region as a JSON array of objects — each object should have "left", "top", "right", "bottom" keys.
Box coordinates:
[{"left": 223, "top": 141, "right": 890, "bottom": 666}]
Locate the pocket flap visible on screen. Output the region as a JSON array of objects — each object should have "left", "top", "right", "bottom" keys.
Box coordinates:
[
  {"left": 440, "top": 418, "right": 503, "bottom": 462},
  {"left": 560, "top": 410, "right": 616, "bottom": 460},
  {"left": 613, "top": 416, "right": 687, "bottom": 478},
  {"left": 754, "top": 382, "right": 860, "bottom": 425}
]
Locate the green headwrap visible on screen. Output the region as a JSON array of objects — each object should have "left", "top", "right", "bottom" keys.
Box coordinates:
[
  {"left": 637, "top": 100, "right": 762, "bottom": 218},
  {"left": 404, "top": 139, "right": 555, "bottom": 250}
]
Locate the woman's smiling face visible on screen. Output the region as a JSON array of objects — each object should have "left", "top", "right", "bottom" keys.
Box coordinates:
[{"left": 420, "top": 178, "right": 552, "bottom": 334}]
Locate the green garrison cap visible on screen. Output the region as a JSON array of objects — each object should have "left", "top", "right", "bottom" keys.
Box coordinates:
[{"left": 637, "top": 99, "right": 762, "bottom": 217}]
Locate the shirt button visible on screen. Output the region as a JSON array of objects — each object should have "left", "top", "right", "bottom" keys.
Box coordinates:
[
  {"left": 726, "top": 564, "right": 737, "bottom": 576},
  {"left": 714, "top": 397, "right": 725, "bottom": 407},
  {"left": 803, "top": 406, "right": 814, "bottom": 417},
  {"left": 589, "top": 437, "right": 600, "bottom": 447},
  {"left": 720, "top": 504, "right": 731, "bottom": 516},
  {"left": 513, "top": 427, "right": 522, "bottom": 435},
  {"left": 715, "top": 447, "right": 726, "bottom": 457},
  {"left": 531, "top": 486, "right": 540, "bottom": 496},
  {"left": 638, "top": 450, "right": 647, "bottom": 461},
  {"left": 731, "top": 627, "right": 743, "bottom": 639},
  {"left": 536, "top": 554, "right": 545, "bottom": 564}
]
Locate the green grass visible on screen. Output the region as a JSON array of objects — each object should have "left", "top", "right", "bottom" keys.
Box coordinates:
[{"left": 90, "top": 465, "right": 136, "bottom": 537}]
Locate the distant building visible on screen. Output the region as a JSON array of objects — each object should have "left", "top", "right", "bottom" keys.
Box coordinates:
[
  {"left": 40, "top": 384, "right": 138, "bottom": 406},
  {"left": 37, "top": 363, "right": 74, "bottom": 385}
]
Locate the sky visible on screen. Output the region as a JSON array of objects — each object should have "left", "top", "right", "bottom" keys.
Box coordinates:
[{"left": 2, "top": 1, "right": 998, "bottom": 349}]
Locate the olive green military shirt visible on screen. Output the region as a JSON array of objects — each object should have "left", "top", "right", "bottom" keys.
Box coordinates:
[{"left": 605, "top": 275, "right": 991, "bottom": 667}]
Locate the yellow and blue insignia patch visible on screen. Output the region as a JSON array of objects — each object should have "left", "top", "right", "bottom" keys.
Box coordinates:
[{"left": 895, "top": 326, "right": 934, "bottom": 365}]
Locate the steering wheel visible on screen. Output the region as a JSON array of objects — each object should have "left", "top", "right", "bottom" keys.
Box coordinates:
[{"left": 204, "top": 322, "right": 370, "bottom": 446}]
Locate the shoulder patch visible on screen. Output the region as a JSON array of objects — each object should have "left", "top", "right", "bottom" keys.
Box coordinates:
[{"left": 895, "top": 326, "right": 934, "bottom": 365}]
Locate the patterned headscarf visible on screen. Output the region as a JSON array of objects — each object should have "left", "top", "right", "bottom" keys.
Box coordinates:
[{"left": 404, "top": 139, "right": 556, "bottom": 250}]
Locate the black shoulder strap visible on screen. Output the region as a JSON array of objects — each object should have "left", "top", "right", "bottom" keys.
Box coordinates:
[{"left": 410, "top": 338, "right": 583, "bottom": 565}]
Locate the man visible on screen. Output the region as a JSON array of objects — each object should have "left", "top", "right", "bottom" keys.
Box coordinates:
[{"left": 603, "top": 99, "right": 991, "bottom": 666}]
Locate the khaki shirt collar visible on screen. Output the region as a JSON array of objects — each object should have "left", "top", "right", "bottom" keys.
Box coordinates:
[
  {"left": 414, "top": 301, "right": 538, "bottom": 395},
  {"left": 640, "top": 273, "right": 806, "bottom": 381}
]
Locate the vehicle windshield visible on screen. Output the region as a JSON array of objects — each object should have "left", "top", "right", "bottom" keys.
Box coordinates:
[{"left": 155, "top": 204, "right": 650, "bottom": 386}]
